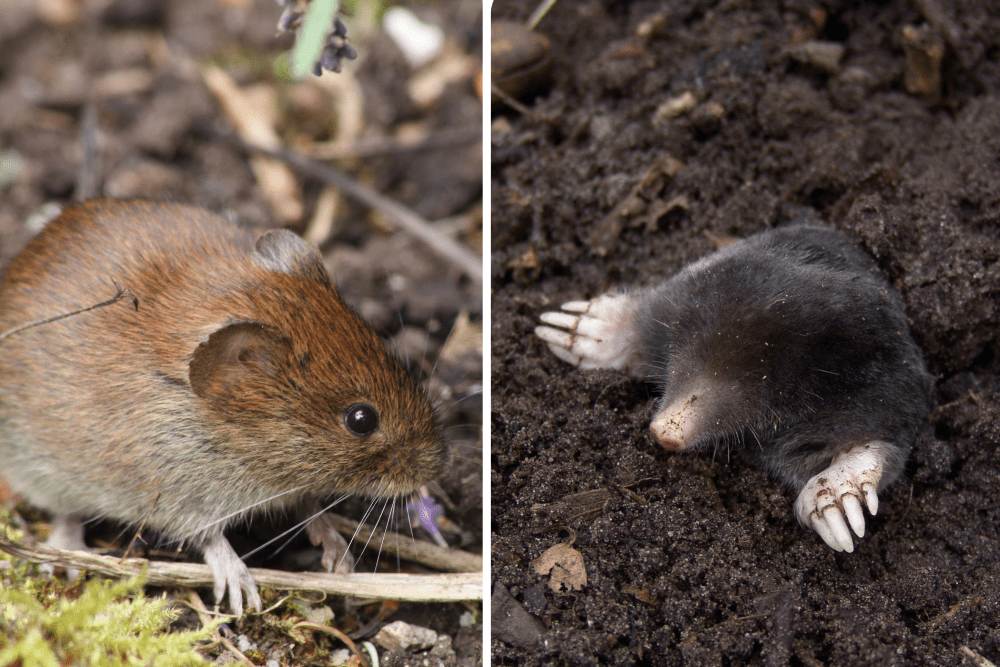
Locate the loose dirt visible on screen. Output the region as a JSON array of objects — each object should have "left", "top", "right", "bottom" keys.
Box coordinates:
[{"left": 491, "top": 1, "right": 1000, "bottom": 665}]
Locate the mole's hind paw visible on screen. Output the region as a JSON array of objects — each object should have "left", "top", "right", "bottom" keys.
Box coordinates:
[
  {"left": 534, "top": 293, "right": 642, "bottom": 374},
  {"left": 793, "top": 442, "right": 887, "bottom": 553}
]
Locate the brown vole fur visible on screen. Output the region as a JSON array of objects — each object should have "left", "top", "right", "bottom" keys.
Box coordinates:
[{"left": 0, "top": 199, "right": 448, "bottom": 614}]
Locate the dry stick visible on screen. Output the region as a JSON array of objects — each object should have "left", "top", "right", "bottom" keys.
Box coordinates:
[
  {"left": 961, "top": 646, "right": 998, "bottom": 667},
  {"left": 312, "top": 125, "right": 481, "bottom": 160},
  {"left": 0, "top": 281, "right": 138, "bottom": 343},
  {"left": 490, "top": 82, "right": 535, "bottom": 117},
  {"left": 0, "top": 533, "right": 481, "bottom": 602},
  {"left": 323, "top": 512, "right": 481, "bottom": 573},
  {"left": 232, "top": 138, "right": 482, "bottom": 285},
  {"left": 74, "top": 102, "right": 101, "bottom": 201},
  {"left": 294, "top": 622, "right": 369, "bottom": 666},
  {"left": 186, "top": 591, "right": 255, "bottom": 667},
  {"left": 120, "top": 492, "right": 161, "bottom": 562}
]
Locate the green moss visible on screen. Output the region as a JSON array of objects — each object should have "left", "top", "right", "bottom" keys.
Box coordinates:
[{"left": 0, "top": 570, "right": 220, "bottom": 667}]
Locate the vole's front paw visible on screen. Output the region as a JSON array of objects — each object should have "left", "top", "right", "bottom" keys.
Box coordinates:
[
  {"left": 535, "top": 293, "right": 641, "bottom": 374},
  {"left": 306, "top": 512, "right": 354, "bottom": 574},
  {"left": 794, "top": 442, "right": 887, "bottom": 553},
  {"left": 203, "top": 534, "right": 262, "bottom": 616},
  {"left": 42, "top": 515, "right": 87, "bottom": 580}
]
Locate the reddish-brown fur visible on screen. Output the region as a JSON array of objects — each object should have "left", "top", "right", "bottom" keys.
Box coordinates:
[{"left": 0, "top": 199, "right": 447, "bottom": 547}]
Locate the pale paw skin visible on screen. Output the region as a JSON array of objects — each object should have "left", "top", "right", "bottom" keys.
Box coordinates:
[
  {"left": 306, "top": 512, "right": 355, "bottom": 574},
  {"left": 534, "top": 293, "right": 643, "bottom": 375},
  {"left": 203, "top": 533, "right": 262, "bottom": 617},
  {"left": 41, "top": 515, "right": 87, "bottom": 580},
  {"left": 793, "top": 442, "right": 887, "bottom": 553}
]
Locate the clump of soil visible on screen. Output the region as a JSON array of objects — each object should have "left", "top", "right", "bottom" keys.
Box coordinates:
[{"left": 491, "top": 1, "right": 1000, "bottom": 665}]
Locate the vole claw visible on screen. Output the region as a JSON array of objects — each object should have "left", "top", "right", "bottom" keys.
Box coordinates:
[{"left": 306, "top": 511, "right": 354, "bottom": 574}]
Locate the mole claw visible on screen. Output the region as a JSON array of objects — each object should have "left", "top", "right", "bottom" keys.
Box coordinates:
[
  {"left": 842, "top": 494, "right": 866, "bottom": 538},
  {"left": 864, "top": 486, "right": 879, "bottom": 516},
  {"left": 539, "top": 311, "right": 580, "bottom": 330},
  {"left": 561, "top": 300, "right": 591, "bottom": 313},
  {"left": 534, "top": 325, "right": 572, "bottom": 349},
  {"left": 812, "top": 515, "right": 843, "bottom": 552},
  {"left": 824, "top": 507, "right": 854, "bottom": 553},
  {"left": 547, "top": 342, "right": 581, "bottom": 366}
]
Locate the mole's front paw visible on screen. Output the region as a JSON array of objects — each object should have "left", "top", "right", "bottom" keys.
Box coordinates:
[
  {"left": 534, "top": 293, "right": 642, "bottom": 374},
  {"left": 793, "top": 442, "right": 887, "bottom": 553}
]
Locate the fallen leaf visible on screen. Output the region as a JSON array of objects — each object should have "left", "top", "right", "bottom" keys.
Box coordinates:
[{"left": 531, "top": 543, "right": 587, "bottom": 592}]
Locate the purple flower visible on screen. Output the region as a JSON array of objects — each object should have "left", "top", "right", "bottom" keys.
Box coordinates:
[{"left": 407, "top": 497, "right": 444, "bottom": 538}]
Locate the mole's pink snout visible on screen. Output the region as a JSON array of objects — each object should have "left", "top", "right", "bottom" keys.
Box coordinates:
[{"left": 650, "top": 391, "right": 704, "bottom": 450}]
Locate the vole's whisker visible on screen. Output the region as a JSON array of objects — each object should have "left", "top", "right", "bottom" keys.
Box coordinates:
[
  {"left": 194, "top": 485, "right": 311, "bottom": 535},
  {"left": 238, "top": 493, "right": 351, "bottom": 562},
  {"left": 338, "top": 498, "right": 378, "bottom": 572},
  {"left": 361, "top": 497, "right": 391, "bottom": 572},
  {"left": 372, "top": 497, "right": 394, "bottom": 574}
]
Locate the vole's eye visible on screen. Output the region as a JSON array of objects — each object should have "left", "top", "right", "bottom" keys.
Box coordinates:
[{"left": 345, "top": 403, "right": 379, "bottom": 435}]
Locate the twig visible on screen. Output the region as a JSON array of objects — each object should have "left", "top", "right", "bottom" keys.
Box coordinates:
[
  {"left": 323, "top": 512, "right": 482, "bottom": 573},
  {"left": 186, "top": 590, "right": 255, "bottom": 667},
  {"left": 120, "top": 493, "right": 160, "bottom": 562},
  {"left": 961, "top": 646, "right": 998, "bottom": 667},
  {"left": 526, "top": 0, "right": 560, "bottom": 30},
  {"left": 0, "top": 280, "right": 138, "bottom": 343},
  {"left": 310, "top": 125, "right": 481, "bottom": 160},
  {"left": 0, "top": 533, "right": 481, "bottom": 602},
  {"left": 490, "top": 82, "right": 535, "bottom": 117},
  {"left": 74, "top": 103, "right": 100, "bottom": 201},
  {"left": 295, "top": 622, "right": 369, "bottom": 666},
  {"left": 222, "top": 134, "right": 482, "bottom": 285}
]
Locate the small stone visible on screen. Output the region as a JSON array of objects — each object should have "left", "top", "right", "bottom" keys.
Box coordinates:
[
  {"left": 787, "top": 40, "right": 845, "bottom": 75},
  {"left": 690, "top": 101, "right": 725, "bottom": 136},
  {"left": 429, "top": 634, "right": 454, "bottom": 657},
  {"left": 374, "top": 620, "right": 440, "bottom": 653},
  {"left": 652, "top": 92, "right": 696, "bottom": 127},
  {"left": 329, "top": 649, "right": 351, "bottom": 665}
]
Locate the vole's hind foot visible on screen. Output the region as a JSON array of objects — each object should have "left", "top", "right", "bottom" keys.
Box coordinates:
[
  {"left": 306, "top": 512, "right": 354, "bottom": 574},
  {"left": 535, "top": 293, "right": 642, "bottom": 374},
  {"left": 794, "top": 442, "right": 887, "bottom": 553},
  {"left": 203, "top": 533, "right": 262, "bottom": 617},
  {"left": 42, "top": 515, "right": 87, "bottom": 580}
]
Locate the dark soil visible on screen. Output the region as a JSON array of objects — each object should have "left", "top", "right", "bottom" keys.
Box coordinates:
[
  {"left": 0, "top": 0, "right": 482, "bottom": 664},
  {"left": 491, "top": 1, "right": 1000, "bottom": 665}
]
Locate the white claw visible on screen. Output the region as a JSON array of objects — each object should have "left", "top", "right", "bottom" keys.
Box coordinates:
[
  {"left": 793, "top": 441, "right": 890, "bottom": 552},
  {"left": 811, "top": 515, "right": 843, "bottom": 552},
  {"left": 535, "top": 293, "right": 643, "bottom": 374},
  {"left": 534, "top": 325, "right": 573, "bottom": 350},
  {"left": 561, "top": 300, "right": 591, "bottom": 312},
  {"left": 538, "top": 311, "right": 580, "bottom": 330},
  {"left": 824, "top": 506, "right": 854, "bottom": 553},
  {"left": 865, "top": 485, "right": 879, "bottom": 516},
  {"left": 842, "top": 494, "right": 866, "bottom": 538}
]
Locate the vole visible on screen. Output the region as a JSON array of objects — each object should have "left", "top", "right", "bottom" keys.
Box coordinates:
[
  {"left": 535, "top": 223, "right": 932, "bottom": 552},
  {"left": 0, "top": 199, "right": 448, "bottom": 614}
]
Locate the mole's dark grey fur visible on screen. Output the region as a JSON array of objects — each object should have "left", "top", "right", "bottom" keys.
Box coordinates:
[{"left": 536, "top": 223, "right": 933, "bottom": 552}]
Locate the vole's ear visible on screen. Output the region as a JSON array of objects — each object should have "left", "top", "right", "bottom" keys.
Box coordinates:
[
  {"left": 253, "top": 230, "right": 330, "bottom": 286},
  {"left": 190, "top": 322, "right": 293, "bottom": 399}
]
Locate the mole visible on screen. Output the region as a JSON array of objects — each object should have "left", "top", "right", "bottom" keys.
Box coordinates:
[{"left": 535, "top": 223, "right": 932, "bottom": 552}]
